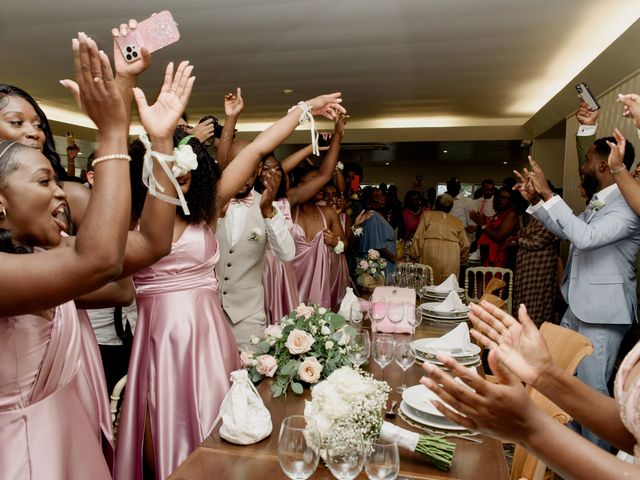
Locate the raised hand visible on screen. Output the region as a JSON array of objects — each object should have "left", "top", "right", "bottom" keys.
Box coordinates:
[
  {"left": 133, "top": 60, "right": 195, "bottom": 140},
  {"left": 606, "top": 128, "right": 626, "bottom": 170},
  {"left": 334, "top": 113, "right": 349, "bottom": 135},
  {"left": 513, "top": 170, "right": 540, "bottom": 204},
  {"left": 618, "top": 93, "right": 640, "bottom": 129},
  {"left": 420, "top": 350, "right": 539, "bottom": 442},
  {"left": 576, "top": 98, "right": 599, "bottom": 126},
  {"left": 524, "top": 156, "right": 553, "bottom": 200},
  {"left": 306, "top": 92, "right": 347, "bottom": 120},
  {"left": 468, "top": 301, "right": 554, "bottom": 387},
  {"left": 192, "top": 118, "right": 215, "bottom": 144},
  {"left": 259, "top": 168, "right": 282, "bottom": 216},
  {"left": 224, "top": 87, "right": 244, "bottom": 117},
  {"left": 69, "top": 33, "right": 126, "bottom": 132},
  {"left": 354, "top": 209, "right": 373, "bottom": 228},
  {"left": 112, "top": 19, "right": 151, "bottom": 79}
]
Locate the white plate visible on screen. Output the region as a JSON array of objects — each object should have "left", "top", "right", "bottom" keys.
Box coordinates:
[
  {"left": 416, "top": 353, "right": 481, "bottom": 367},
  {"left": 411, "top": 338, "right": 481, "bottom": 357},
  {"left": 422, "top": 286, "right": 465, "bottom": 294},
  {"left": 399, "top": 401, "right": 467, "bottom": 431},
  {"left": 402, "top": 384, "right": 447, "bottom": 416},
  {"left": 420, "top": 302, "right": 470, "bottom": 314}
]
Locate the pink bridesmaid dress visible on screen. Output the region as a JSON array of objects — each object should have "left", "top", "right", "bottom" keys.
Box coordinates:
[
  {"left": 614, "top": 341, "right": 640, "bottom": 461},
  {"left": 263, "top": 198, "right": 299, "bottom": 324},
  {"left": 292, "top": 206, "right": 348, "bottom": 311},
  {"left": 114, "top": 223, "right": 240, "bottom": 480},
  {"left": 0, "top": 302, "right": 112, "bottom": 479}
]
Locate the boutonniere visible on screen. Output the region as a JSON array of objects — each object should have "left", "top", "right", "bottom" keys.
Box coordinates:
[
  {"left": 591, "top": 199, "right": 606, "bottom": 211},
  {"left": 248, "top": 228, "right": 264, "bottom": 242}
]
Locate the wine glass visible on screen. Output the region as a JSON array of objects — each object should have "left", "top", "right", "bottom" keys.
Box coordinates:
[
  {"left": 350, "top": 330, "right": 371, "bottom": 368},
  {"left": 394, "top": 338, "right": 415, "bottom": 393},
  {"left": 326, "top": 430, "right": 365, "bottom": 480},
  {"left": 372, "top": 334, "right": 395, "bottom": 380},
  {"left": 369, "top": 296, "right": 387, "bottom": 333},
  {"left": 407, "top": 305, "right": 423, "bottom": 341},
  {"left": 348, "top": 304, "right": 362, "bottom": 328},
  {"left": 364, "top": 439, "right": 400, "bottom": 480},
  {"left": 386, "top": 300, "right": 405, "bottom": 337},
  {"left": 278, "top": 415, "right": 320, "bottom": 480}
]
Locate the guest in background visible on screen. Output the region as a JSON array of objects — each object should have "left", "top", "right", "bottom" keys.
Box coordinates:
[
  {"left": 424, "top": 187, "right": 437, "bottom": 210},
  {"left": 384, "top": 184, "right": 403, "bottom": 231},
  {"left": 357, "top": 187, "right": 397, "bottom": 276},
  {"left": 446, "top": 176, "right": 475, "bottom": 244},
  {"left": 473, "top": 178, "right": 496, "bottom": 217},
  {"left": 409, "top": 194, "right": 469, "bottom": 283},
  {"left": 400, "top": 189, "right": 424, "bottom": 241},
  {"left": 473, "top": 187, "right": 519, "bottom": 268}
]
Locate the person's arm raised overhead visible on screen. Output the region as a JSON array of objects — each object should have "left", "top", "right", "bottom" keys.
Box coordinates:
[{"left": 215, "top": 87, "right": 244, "bottom": 169}]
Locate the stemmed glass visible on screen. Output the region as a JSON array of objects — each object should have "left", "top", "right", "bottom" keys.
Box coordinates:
[
  {"left": 407, "top": 305, "right": 423, "bottom": 341},
  {"left": 372, "top": 334, "right": 395, "bottom": 381},
  {"left": 326, "top": 430, "right": 365, "bottom": 480},
  {"left": 278, "top": 415, "right": 320, "bottom": 480},
  {"left": 386, "top": 300, "right": 405, "bottom": 337},
  {"left": 369, "top": 296, "right": 387, "bottom": 333},
  {"left": 364, "top": 439, "right": 400, "bottom": 480},
  {"left": 394, "top": 338, "right": 415, "bottom": 393},
  {"left": 347, "top": 304, "right": 362, "bottom": 328},
  {"left": 350, "top": 330, "right": 371, "bottom": 368}
]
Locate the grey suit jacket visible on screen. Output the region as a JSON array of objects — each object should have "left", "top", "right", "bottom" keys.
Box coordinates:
[{"left": 531, "top": 188, "right": 640, "bottom": 324}]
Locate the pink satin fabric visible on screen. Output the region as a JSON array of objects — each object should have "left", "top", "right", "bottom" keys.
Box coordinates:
[
  {"left": 614, "top": 341, "right": 640, "bottom": 462},
  {"left": 329, "top": 254, "right": 350, "bottom": 311},
  {"left": 0, "top": 302, "right": 111, "bottom": 479},
  {"left": 264, "top": 199, "right": 299, "bottom": 324},
  {"left": 115, "top": 224, "right": 240, "bottom": 480}
]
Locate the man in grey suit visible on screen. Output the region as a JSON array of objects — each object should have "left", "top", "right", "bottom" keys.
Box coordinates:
[{"left": 517, "top": 137, "right": 640, "bottom": 450}]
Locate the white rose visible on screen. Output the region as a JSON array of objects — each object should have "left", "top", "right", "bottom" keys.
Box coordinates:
[
  {"left": 172, "top": 144, "right": 198, "bottom": 178},
  {"left": 318, "top": 307, "right": 327, "bottom": 315},
  {"left": 336, "top": 328, "right": 351, "bottom": 346},
  {"left": 311, "top": 326, "right": 318, "bottom": 335},
  {"left": 255, "top": 354, "right": 278, "bottom": 377},
  {"left": 325, "top": 340, "right": 335, "bottom": 350},
  {"left": 320, "top": 325, "right": 331, "bottom": 336},
  {"left": 298, "top": 357, "right": 323, "bottom": 384},
  {"left": 265, "top": 325, "right": 283, "bottom": 339},
  {"left": 250, "top": 335, "right": 261, "bottom": 345},
  {"left": 295, "top": 304, "right": 316, "bottom": 319},
  {"left": 285, "top": 329, "right": 315, "bottom": 354},
  {"left": 371, "top": 268, "right": 377, "bottom": 274}
]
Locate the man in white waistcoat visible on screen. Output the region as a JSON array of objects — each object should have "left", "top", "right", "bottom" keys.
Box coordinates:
[{"left": 217, "top": 164, "right": 294, "bottom": 349}]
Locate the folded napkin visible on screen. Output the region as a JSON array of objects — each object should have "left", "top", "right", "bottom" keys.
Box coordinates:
[
  {"left": 431, "top": 290, "right": 468, "bottom": 312},
  {"left": 424, "top": 323, "right": 473, "bottom": 354},
  {"left": 432, "top": 274, "right": 459, "bottom": 292}
]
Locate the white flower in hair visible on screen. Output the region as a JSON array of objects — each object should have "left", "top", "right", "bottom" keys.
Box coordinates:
[{"left": 172, "top": 140, "right": 198, "bottom": 178}]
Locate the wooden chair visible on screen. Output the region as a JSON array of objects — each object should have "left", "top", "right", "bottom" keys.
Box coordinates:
[
  {"left": 465, "top": 266, "right": 513, "bottom": 314},
  {"left": 110, "top": 375, "right": 127, "bottom": 436},
  {"left": 510, "top": 323, "right": 594, "bottom": 480}
]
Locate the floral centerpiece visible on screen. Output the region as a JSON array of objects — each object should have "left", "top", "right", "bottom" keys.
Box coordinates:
[
  {"left": 356, "top": 249, "right": 387, "bottom": 290},
  {"left": 304, "top": 367, "right": 456, "bottom": 471},
  {"left": 243, "top": 304, "right": 356, "bottom": 397}
]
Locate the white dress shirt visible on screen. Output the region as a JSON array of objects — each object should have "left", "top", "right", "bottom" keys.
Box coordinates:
[
  {"left": 450, "top": 193, "right": 474, "bottom": 227},
  {"left": 225, "top": 190, "right": 295, "bottom": 262}
]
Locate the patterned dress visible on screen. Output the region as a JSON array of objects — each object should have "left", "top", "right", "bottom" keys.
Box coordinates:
[{"left": 513, "top": 218, "right": 559, "bottom": 326}]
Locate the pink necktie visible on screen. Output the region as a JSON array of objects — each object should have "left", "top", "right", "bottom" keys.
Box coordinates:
[
  {"left": 229, "top": 192, "right": 254, "bottom": 207},
  {"left": 480, "top": 198, "right": 486, "bottom": 215}
]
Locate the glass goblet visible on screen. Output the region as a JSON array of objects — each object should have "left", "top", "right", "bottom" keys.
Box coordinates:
[
  {"left": 386, "top": 300, "right": 405, "bottom": 337},
  {"left": 326, "top": 431, "right": 365, "bottom": 480},
  {"left": 364, "top": 439, "right": 400, "bottom": 480},
  {"left": 394, "top": 338, "right": 415, "bottom": 393},
  {"left": 278, "top": 415, "right": 320, "bottom": 480},
  {"left": 372, "top": 334, "right": 395, "bottom": 381},
  {"left": 369, "top": 296, "right": 387, "bottom": 333},
  {"left": 349, "top": 330, "right": 371, "bottom": 368}
]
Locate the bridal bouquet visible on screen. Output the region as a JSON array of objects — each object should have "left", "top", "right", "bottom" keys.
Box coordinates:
[
  {"left": 245, "top": 304, "right": 356, "bottom": 397},
  {"left": 356, "top": 249, "right": 387, "bottom": 279}
]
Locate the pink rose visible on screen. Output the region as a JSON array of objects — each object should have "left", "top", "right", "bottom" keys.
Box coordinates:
[
  {"left": 295, "top": 304, "right": 316, "bottom": 319},
  {"left": 264, "top": 325, "right": 283, "bottom": 339},
  {"left": 285, "top": 329, "right": 315, "bottom": 355},
  {"left": 298, "top": 357, "right": 323, "bottom": 384},
  {"left": 255, "top": 354, "right": 278, "bottom": 377},
  {"left": 368, "top": 249, "right": 380, "bottom": 260},
  {"left": 240, "top": 351, "right": 255, "bottom": 368},
  {"left": 359, "top": 260, "right": 369, "bottom": 269}
]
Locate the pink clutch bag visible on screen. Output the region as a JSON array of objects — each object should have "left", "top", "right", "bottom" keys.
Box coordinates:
[{"left": 369, "top": 287, "right": 415, "bottom": 334}]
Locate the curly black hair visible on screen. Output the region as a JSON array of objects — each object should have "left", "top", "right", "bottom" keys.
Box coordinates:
[
  {"left": 129, "top": 129, "right": 220, "bottom": 225},
  {"left": 0, "top": 84, "right": 66, "bottom": 180}
]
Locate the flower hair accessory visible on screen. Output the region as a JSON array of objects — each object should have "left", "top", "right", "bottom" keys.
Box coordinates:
[
  {"left": 288, "top": 101, "right": 319, "bottom": 156},
  {"left": 139, "top": 133, "right": 191, "bottom": 215}
]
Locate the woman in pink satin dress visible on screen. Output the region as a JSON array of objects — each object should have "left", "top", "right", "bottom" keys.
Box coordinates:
[
  {"left": 0, "top": 37, "right": 189, "bottom": 479},
  {"left": 115, "top": 90, "right": 348, "bottom": 479}
]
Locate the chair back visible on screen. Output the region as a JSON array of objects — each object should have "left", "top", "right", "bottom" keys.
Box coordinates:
[
  {"left": 465, "top": 266, "right": 513, "bottom": 314},
  {"left": 110, "top": 375, "right": 128, "bottom": 436},
  {"left": 510, "top": 323, "right": 593, "bottom": 480}
]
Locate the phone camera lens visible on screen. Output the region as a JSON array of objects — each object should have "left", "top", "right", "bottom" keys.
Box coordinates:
[
  {"left": 132, "top": 51, "right": 138, "bottom": 58},
  {"left": 126, "top": 54, "right": 132, "bottom": 61},
  {"left": 126, "top": 46, "right": 132, "bottom": 53}
]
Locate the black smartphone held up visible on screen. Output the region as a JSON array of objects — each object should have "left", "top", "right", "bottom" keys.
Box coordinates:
[{"left": 575, "top": 82, "right": 600, "bottom": 111}]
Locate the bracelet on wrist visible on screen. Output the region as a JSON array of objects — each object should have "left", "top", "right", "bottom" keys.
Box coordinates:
[
  {"left": 91, "top": 153, "right": 131, "bottom": 166},
  {"left": 610, "top": 165, "right": 626, "bottom": 175}
]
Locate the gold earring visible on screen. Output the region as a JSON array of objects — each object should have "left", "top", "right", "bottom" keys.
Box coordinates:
[{"left": 0, "top": 206, "right": 5, "bottom": 221}]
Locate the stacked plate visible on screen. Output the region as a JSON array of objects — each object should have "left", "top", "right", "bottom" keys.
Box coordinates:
[
  {"left": 419, "top": 285, "right": 467, "bottom": 305},
  {"left": 411, "top": 337, "right": 482, "bottom": 367},
  {"left": 417, "top": 302, "right": 469, "bottom": 325},
  {"left": 400, "top": 384, "right": 467, "bottom": 431}
]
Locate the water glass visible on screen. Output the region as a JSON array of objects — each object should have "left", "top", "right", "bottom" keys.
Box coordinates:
[
  {"left": 278, "top": 415, "right": 320, "bottom": 480},
  {"left": 407, "top": 305, "right": 423, "bottom": 339},
  {"left": 326, "top": 432, "right": 365, "bottom": 480},
  {"left": 372, "top": 334, "right": 395, "bottom": 380},
  {"left": 394, "top": 338, "right": 415, "bottom": 393},
  {"left": 386, "top": 300, "right": 405, "bottom": 336},
  {"left": 364, "top": 439, "right": 400, "bottom": 480},
  {"left": 347, "top": 304, "right": 362, "bottom": 328},
  {"left": 369, "top": 296, "right": 387, "bottom": 333},
  {"left": 350, "top": 330, "right": 371, "bottom": 368}
]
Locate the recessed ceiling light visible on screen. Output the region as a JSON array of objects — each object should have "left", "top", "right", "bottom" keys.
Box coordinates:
[
  {"left": 385, "top": 162, "right": 390, "bottom": 165},
  {"left": 503, "top": 161, "right": 508, "bottom": 165},
  {"left": 443, "top": 150, "right": 448, "bottom": 154},
  {"left": 283, "top": 89, "right": 293, "bottom": 95}
]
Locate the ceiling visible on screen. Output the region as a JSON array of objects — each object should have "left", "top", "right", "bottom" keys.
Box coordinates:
[{"left": 2, "top": 0, "right": 640, "bottom": 149}]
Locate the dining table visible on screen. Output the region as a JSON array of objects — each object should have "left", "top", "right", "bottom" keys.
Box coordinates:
[{"left": 168, "top": 317, "right": 510, "bottom": 480}]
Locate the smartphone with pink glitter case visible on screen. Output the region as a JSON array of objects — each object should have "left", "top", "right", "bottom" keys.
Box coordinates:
[{"left": 115, "top": 11, "right": 180, "bottom": 63}]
